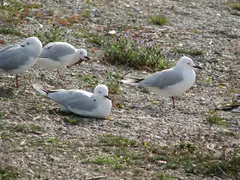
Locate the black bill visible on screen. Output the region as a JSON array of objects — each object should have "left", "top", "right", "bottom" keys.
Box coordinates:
[
  {"left": 104, "top": 95, "right": 111, "bottom": 100},
  {"left": 193, "top": 65, "right": 202, "bottom": 69}
]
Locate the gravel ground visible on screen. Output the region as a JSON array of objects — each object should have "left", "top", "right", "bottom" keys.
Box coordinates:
[{"left": 0, "top": 0, "right": 239, "bottom": 179}]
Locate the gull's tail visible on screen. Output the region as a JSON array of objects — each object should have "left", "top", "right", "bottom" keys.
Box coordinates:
[
  {"left": 121, "top": 78, "right": 144, "bottom": 86},
  {"left": 32, "top": 84, "right": 49, "bottom": 96}
]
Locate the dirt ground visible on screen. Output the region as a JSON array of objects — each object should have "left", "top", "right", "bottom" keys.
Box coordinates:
[{"left": 0, "top": 0, "right": 239, "bottom": 179}]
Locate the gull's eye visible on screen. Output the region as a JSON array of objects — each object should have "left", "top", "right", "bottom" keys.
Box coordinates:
[
  {"left": 98, "top": 91, "right": 101, "bottom": 94},
  {"left": 187, "top": 62, "right": 190, "bottom": 65},
  {"left": 80, "top": 52, "right": 82, "bottom": 54},
  {"left": 27, "top": 42, "right": 30, "bottom": 45}
]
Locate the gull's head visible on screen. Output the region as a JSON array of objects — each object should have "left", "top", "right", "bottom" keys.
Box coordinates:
[
  {"left": 79, "top": 49, "right": 90, "bottom": 61},
  {"left": 68, "top": 49, "right": 90, "bottom": 67},
  {"left": 176, "top": 56, "right": 202, "bottom": 69},
  {"left": 94, "top": 84, "right": 111, "bottom": 100},
  {"left": 21, "top": 37, "right": 42, "bottom": 56}
]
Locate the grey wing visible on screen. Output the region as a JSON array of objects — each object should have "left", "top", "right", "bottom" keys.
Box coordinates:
[
  {"left": 48, "top": 90, "right": 98, "bottom": 111},
  {"left": 0, "top": 44, "right": 20, "bottom": 53},
  {"left": 0, "top": 48, "right": 30, "bottom": 71},
  {"left": 40, "top": 43, "right": 75, "bottom": 60},
  {"left": 140, "top": 68, "right": 184, "bottom": 89}
]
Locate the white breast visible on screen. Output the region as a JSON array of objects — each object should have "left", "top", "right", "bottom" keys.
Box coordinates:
[{"left": 93, "top": 99, "right": 112, "bottom": 118}]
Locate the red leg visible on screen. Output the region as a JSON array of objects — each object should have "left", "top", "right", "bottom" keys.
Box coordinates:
[
  {"left": 56, "top": 69, "right": 63, "bottom": 80},
  {"left": 15, "top": 75, "right": 19, "bottom": 88},
  {"left": 172, "top": 96, "right": 175, "bottom": 108}
]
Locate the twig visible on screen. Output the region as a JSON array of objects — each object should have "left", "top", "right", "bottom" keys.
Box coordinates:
[
  {"left": 217, "top": 165, "right": 228, "bottom": 176},
  {"left": 86, "top": 176, "right": 107, "bottom": 180}
]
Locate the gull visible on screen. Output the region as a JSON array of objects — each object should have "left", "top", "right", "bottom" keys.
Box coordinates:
[
  {"left": 122, "top": 56, "right": 202, "bottom": 107},
  {"left": 38, "top": 42, "right": 90, "bottom": 79},
  {"left": 33, "top": 84, "right": 112, "bottom": 119},
  {"left": 0, "top": 37, "right": 42, "bottom": 88}
]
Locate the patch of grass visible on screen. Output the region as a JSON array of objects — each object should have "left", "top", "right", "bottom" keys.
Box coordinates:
[
  {"left": 105, "top": 69, "right": 122, "bottom": 94},
  {"left": 95, "top": 32, "right": 170, "bottom": 71},
  {"left": 193, "top": 29, "right": 200, "bottom": 34},
  {"left": 0, "top": 167, "right": 19, "bottom": 180},
  {"left": 32, "top": 24, "right": 66, "bottom": 46},
  {"left": 0, "top": 0, "right": 41, "bottom": 11},
  {"left": 85, "top": 155, "right": 133, "bottom": 170},
  {"left": 148, "top": 15, "right": 168, "bottom": 26},
  {"left": 84, "top": 0, "right": 97, "bottom": 6},
  {"left": 203, "top": 149, "right": 240, "bottom": 177},
  {"left": 79, "top": 70, "right": 122, "bottom": 94},
  {"left": 13, "top": 124, "right": 45, "bottom": 134},
  {"left": 73, "top": 30, "right": 96, "bottom": 39},
  {"left": 152, "top": 173, "right": 178, "bottom": 180},
  {"left": 148, "top": 142, "right": 240, "bottom": 178},
  {"left": 205, "top": 111, "right": 228, "bottom": 128},
  {"left": 99, "top": 134, "right": 137, "bottom": 147},
  {"left": 28, "top": 137, "right": 87, "bottom": 158},
  {"left": 174, "top": 47, "right": 203, "bottom": 56},
  {"left": 47, "top": 137, "right": 61, "bottom": 144},
  {"left": 218, "top": 131, "right": 237, "bottom": 137},
  {"left": 81, "top": 9, "right": 91, "bottom": 18},
  {"left": 95, "top": 133, "right": 240, "bottom": 178},
  {"left": 0, "top": 131, "right": 15, "bottom": 140},
  {"left": 205, "top": 76, "right": 212, "bottom": 84},
  {"left": 55, "top": 15, "right": 85, "bottom": 27},
  {"left": 0, "top": 27, "right": 26, "bottom": 37},
  {"left": 0, "top": 111, "right": 5, "bottom": 118},
  {"left": 229, "top": 1, "right": 240, "bottom": 11},
  {"left": 0, "top": 0, "right": 41, "bottom": 23},
  {"left": 64, "top": 116, "right": 80, "bottom": 125},
  {"left": 79, "top": 74, "right": 99, "bottom": 87}
]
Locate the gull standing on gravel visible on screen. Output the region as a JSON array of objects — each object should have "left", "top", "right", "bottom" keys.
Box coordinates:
[
  {"left": 122, "top": 56, "right": 202, "bottom": 107},
  {"left": 33, "top": 84, "right": 112, "bottom": 119},
  {"left": 0, "top": 37, "right": 42, "bottom": 88},
  {"left": 38, "top": 42, "right": 90, "bottom": 79}
]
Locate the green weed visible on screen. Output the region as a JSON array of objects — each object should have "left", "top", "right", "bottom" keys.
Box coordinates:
[
  {"left": 0, "top": 167, "right": 19, "bottom": 180},
  {"left": 0, "top": 111, "right": 5, "bottom": 118},
  {"left": 148, "top": 142, "right": 240, "bottom": 178},
  {"left": 0, "top": 27, "right": 26, "bottom": 37},
  {"left": 105, "top": 69, "right": 122, "bottom": 94},
  {"left": 99, "top": 134, "right": 137, "bottom": 147},
  {"left": 0, "top": 0, "right": 40, "bottom": 23},
  {"left": 64, "top": 116, "right": 80, "bottom": 125},
  {"left": 32, "top": 24, "right": 66, "bottom": 46},
  {"left": 205, "top": 76, "right": 212, "bottom": 84},
  {"left": 205, "top": 111, "right": 228, "bottom": 128},
  {"left": 81, "top": 9, "right": 91, "bottom": 18},
  {"left": 98, "top": 33, "right": 169, "bottom": 71},
  {"left": 78, "top": 74, "right": 99, "bottom": 87},
  {"left": 148, "top": 15, "right": 168, "bottom": 26},
  {"left": 229, "top": 1, "right": 240, "bottom": 11},
  {"left": 55, "top": 15, "right": 85, "bottom": 27},
  {"left": 152, "top": 173, "right": 178, "bottom": 180},
  {"left": 13, "top": 124, "right": 45, "bottom": 134}
]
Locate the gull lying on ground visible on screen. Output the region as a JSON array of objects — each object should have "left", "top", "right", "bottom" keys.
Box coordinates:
[
  {"left": 38, "top": 42, "right": 90, "bottom": 79},
  {"left": 33, "top": 84, "right": 112, "bottom": 119},
  {"left": 122, "top": 56, "right": 202, "bottom": 107}
]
